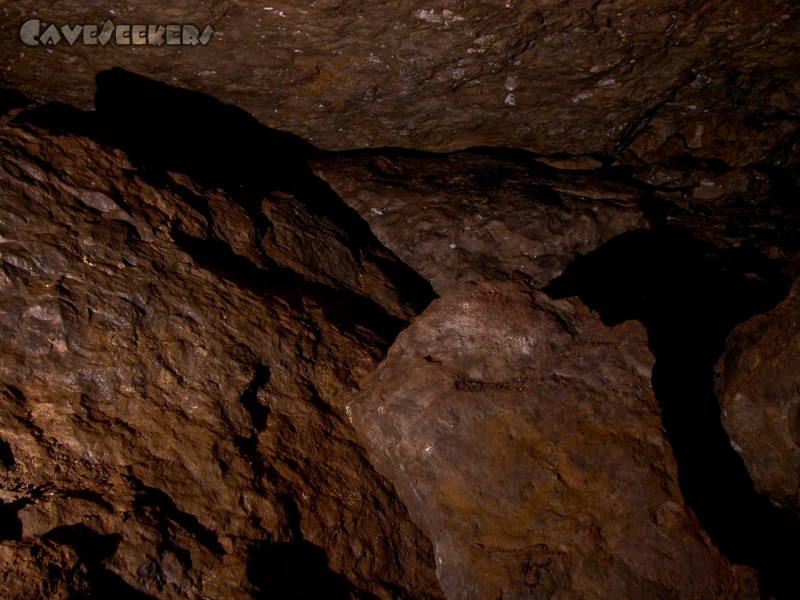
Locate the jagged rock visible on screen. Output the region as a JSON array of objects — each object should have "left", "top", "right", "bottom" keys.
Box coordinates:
[
  {"left": 1, "top": 55, "right": 797, "bottom": 595},
  {"left": 0, "top": 117, "right": 443, "bottom": 597},
  {"left": 350, "top": 281, "right": 758, "bottom": 599},
  {"left": 312, "top": 151, "right": 648, "bottom": 292},
  {"left": 1, "top": 0, "right": 798, "bottom": 174},
  {"left": 715, "top": 277, "right": 800, "bottom": 515},
  {"left": 627, "top": 158, "right": 800, "bottom": 267}
]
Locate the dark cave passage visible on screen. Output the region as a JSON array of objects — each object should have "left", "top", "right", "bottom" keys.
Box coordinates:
[{"left": 546, "top": 227, "right": 800, "bottom": 599}]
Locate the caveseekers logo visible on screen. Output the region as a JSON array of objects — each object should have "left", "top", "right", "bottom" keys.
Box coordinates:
[{"left": 20, "top": 20, "right": 214, "bottom": 47}]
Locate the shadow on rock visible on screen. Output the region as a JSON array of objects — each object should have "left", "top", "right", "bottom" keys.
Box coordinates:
[
  {"left": 12, "top": 68, "right": 435, "bottom": 318},
  {"left": 247, "top": 540, "right": 369, "bottom": 600},
  {"left": 546, "top": 227, "right": 800, "bottom": 599},
  {"left": 43, "top": 524, "right": 155, "bottom": 599}
]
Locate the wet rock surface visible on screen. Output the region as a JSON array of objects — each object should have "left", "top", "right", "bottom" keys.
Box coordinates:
[
  {"left": 0, "top": 116, "right": 443, "bottom": 597},
  {"left": 716, "top": 276, "right": 800, "bottom": 516},
  {"left": 350, "top": 280, "right": 758, "bottom": 599},
  {"left": 312, "top": 151, "right": 648, "bottom": 293},
  {"left": 1, "top": 0, "right": 799, "bottom": 175}
]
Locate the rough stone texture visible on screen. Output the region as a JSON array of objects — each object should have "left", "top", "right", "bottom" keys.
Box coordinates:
[
  {"left": 626, "top": 158, "right": 800, "bottom": 267},
  {"left": 351, "top": 281, "right": 758, "bottom": 600},
  {"left": 715, "top": 276, "right": 800, "bottom": 516},
  {"left": 312, "top": 151, "right": 648, "bottom": 293},
  {"left": 1, "top": 1, "right": 799, "bottom": 175},
  {"left": 2, "top": 13, "right": 799, "bottom": 588},
  {"left": 0, "top": 118, "right": 443, "bottom": 598}
]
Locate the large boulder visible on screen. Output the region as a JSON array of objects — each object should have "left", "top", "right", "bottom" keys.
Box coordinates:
[
  {"left": 350, "top": 280, "right": 757, "bottom": 599},
  {"left": 0, "top": 115, "right": 442, "bottom": 598}
]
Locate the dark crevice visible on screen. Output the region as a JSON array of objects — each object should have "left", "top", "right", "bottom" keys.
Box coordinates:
[
  {"left": 127, "top": 475, "right": 224, "bottom": 555},
  {"left": 247, "top": 539, "right": 362, "bottom": 600},
  {"left": 233, "top": 431, "right": 262, "bottom": 477},
  {"left": 232, "top": 364, "right": 272, "bottom": 475},
  {"left": 0, "top": 88, "right": 30, "bottom": 117},
  {"left": 758, "top": 164, "right": 800, "bottom": 217},
  {"left": 43, "top": 523, "right": 156, "bottom": 599},
  {"left": 170, "top": 228, "right": 408, "bottom": 350},
  {"left": 1, "top": 382, "right": 28, "bottom": 404},
  {"left": 241, "top": 364, "right": 272, "bottom": 431},
  {"left": 634, "top": 188, "right": 672, "bottom": 228},
  {"left": 0, "top": 499, "right": 23, "bottom": 542},
  {"left": 545, "top": 227, "right": 800, "bottom": 599},
  {"left": 277, "top": 493, "right": 304, "bottom": 541},
  {"left": 244, "top": 494, "right": 376, "bottom": 599},
  {"left": 0, "top": 437, "right": 15, "bottom": 469},
  {"left": 12, "top": 100, "right": 97, "bottom": 137}
]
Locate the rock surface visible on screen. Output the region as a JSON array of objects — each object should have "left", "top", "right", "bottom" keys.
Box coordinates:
[
  {"left": 0, "top": 116, "right": 443, "bottom": 597},
  {"left": 715, "top": 276, "right": 800, "bottom": 516},
  {"left": 1, "top": 0, "right": 799, "bottom": 174},
  {"left": 312, "top": 151, "right": 648, "bottom": 293},
  {"left": 1, "top": 67, "right": 797, "bottom": 596},
  {"left": 351, "top": 280, "right": 758, "bottom": 599}
]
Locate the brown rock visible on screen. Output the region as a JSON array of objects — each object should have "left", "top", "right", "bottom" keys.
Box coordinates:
[
  {"left": 312, "top": 151, "right": 647, "bottom": 293},
  {"left": 1, "top": 0, "right": 798, "bottom": 172},
  {"left": 351, "top": 281, "right": 758, "bottom": 599},
  {"left": 0, "top": 119, "right": 443, "bottom": 597},
  {"left": 0, "top": 539, "right": 92, "bottom": 599},
  {"left": 624, "top": 158, "right": 800, "bottom": 266},
  {"left": 715, "top": 277, "right": 800, "bottom": 515}
]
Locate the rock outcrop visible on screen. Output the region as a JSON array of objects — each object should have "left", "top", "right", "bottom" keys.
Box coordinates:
[
  {"left": 351, "top": 280, "right": 758, "bottom": 599},
  {"left": 0, "top": 114, "right": 443, "bottom": 598},
  {"left": 1, "top": 0, "right": 799, "bottom": 176},
  {"left": 2, "top": 30, "right": 799, "bottom": 593},
  {"left": 312, "top": 151, "right": 648, "bottom": 293},
  {"left": 716, "top": 276, "right": 800, "bottom": 516}
]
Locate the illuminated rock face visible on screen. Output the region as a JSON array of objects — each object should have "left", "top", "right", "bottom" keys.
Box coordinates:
[
  {"left": 1, "top": 0, "right": 800, "bottom": 174},
  {"left": 0, "top": 118, "right": 443, "bottom": 599},
  {"left": 0, "top": 93, "right": 773, "bottom": 599},
  {"left": 351, "top": 280, "right": 758, "bottom": 600},
  {"left": 1, "top": 3, "right": 800, "bottom": 594}
]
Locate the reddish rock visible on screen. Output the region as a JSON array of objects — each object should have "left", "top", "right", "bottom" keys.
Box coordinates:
[
  {"left": 715, "top": 277, "right": 800, "bottom": 515},
  {"left": 351, "top": 281, "right": 758, "bottom": 599},
  {"left": 1, "top": 0, "right": 798, "bottom": 173},
  {"left": 312, "top": 151, "right": 647, "bottom": 292},
  {"left": 0, "top": 119, "right": 443, "bottom": 598}
]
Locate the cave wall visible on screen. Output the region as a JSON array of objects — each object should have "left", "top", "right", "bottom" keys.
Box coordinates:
[{"left": 1, "top": 1, "right": 800, "bottom": 599}]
